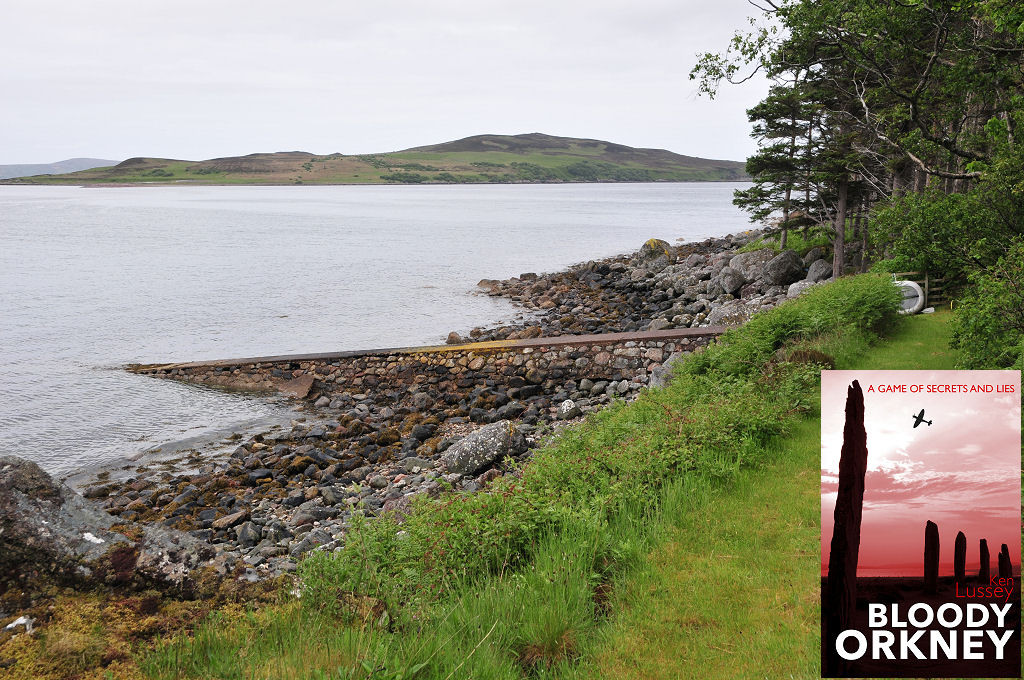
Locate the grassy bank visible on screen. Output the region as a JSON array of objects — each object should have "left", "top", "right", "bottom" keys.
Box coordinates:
[
  {"left": 578, "top": 311, "right": 958, "bottom": 679},
  {"left": 120, "top": 274, "right": 910, "bottom": 680}
]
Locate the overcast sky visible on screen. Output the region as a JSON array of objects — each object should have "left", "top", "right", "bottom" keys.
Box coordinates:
[{"left": 0, "top": 1, "right": 769, "bottom": 165}]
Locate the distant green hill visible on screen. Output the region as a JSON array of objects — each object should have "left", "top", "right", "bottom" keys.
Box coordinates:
[{"left": 2, "top": 133, "right": 748, "bottom": 185}]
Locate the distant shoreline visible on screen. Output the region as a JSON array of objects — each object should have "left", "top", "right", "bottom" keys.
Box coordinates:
[
  {"left": 0, "top": 178, "right": 750, "bottom": 188},
  {"left": 0, "top": 132, "right": 750, "bottom": 185}
]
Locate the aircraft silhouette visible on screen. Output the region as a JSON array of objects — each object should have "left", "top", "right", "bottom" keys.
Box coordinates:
[{"left": 912, "top": 409, "right": 932, "bottom": 428}]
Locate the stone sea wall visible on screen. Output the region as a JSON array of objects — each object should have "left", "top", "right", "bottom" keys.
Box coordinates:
[{"left": 132, "top": 328, "right": 724, "bottom": 409}]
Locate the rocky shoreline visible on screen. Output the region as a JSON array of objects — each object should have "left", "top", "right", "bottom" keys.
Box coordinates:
[{"left": 1, "top": 229, "right": 837, "bottom": 605}]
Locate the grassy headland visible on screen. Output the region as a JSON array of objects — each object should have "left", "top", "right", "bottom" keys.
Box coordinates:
[{"left": 1, "top": 133, "right": 748, "bottom": 186}]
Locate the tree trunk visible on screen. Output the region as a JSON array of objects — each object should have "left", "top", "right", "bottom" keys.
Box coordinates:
[
  {"left": 832, "top": 178, "right": 849, "bottom": 279},
  {"left": 860, "top": 198, "right": 870, "bottom": 273},
  {"left": 781, "top": 186, "right": 791, "bottom": 250}
]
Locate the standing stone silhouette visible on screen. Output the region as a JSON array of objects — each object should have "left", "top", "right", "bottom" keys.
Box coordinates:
[
  {"left": 954, "top": 531, "right": 967, "bottom": 585},
  {"left": 999, "top": 544, "right": 1012, "bottom": 578},
  {"left": 979, "top": 539, "right": 990, "bottom": 583},
  {"left": 824, "top": 380, "right": 868, "bottom": 676},
  {"left": 924, "top": 521, "right": 940, "bottom": 594}
]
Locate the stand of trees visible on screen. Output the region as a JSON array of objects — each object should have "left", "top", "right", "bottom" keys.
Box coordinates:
[{"left": 692, "top": 0, "right": 1024, "bottom": 368}]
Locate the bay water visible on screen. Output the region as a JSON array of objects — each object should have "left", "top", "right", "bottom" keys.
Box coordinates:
[{"left": 0, "top": 182, "right": 754, "bottom": 477}]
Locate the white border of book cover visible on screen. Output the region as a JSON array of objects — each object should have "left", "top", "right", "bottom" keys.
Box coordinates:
[{"left": 821, "top": 370, "right": 1021, "bottom": 678}]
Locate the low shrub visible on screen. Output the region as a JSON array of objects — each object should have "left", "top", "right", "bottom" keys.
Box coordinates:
[{"left": 950, "top": 238, "right": 1024, "bottom": 369}]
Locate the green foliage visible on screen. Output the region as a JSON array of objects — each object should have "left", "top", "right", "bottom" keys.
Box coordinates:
[
  {"left": 694, "top": 0, "right": 1024, "bottom": 281},
  {"left": 684, "top": 274, "right": 900, "bottom": 377},
  {"left": 950, "top": 238, "right": 1024, "bottom": 368},
  {"left": 395, "top": 163, "right": 439, "bottom": 172},
  {"left": 381, "top": 172, "right": 427, "bottom": 184},
  {"left": 736, "top": 227, "right": 831, "bottom": 256},
  {"left": 509, "top": 162, "right": 560, "bottom": 182},
  {"left": 358, "top": 155, "right": 392, "bottom": 169},
  {"left": 873, "top": 114, "right": 1024, "bottom": 281}
]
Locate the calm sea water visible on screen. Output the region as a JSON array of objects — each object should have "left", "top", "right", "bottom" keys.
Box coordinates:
[{"left": 0, "top": 182, "right": 753, "bottom": 477}]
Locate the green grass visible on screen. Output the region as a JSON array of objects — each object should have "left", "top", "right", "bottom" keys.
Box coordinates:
[
  {"left": 576, "top": 417, "right": 822, "bottom": 679},
  {"left": 846, "top": 310, "right": 955, "bottom": 370},
  {"left": 573, "top": 311, "right": 960, "bottom": 679},
  {"left": 735, "top": 227, "right": 842, "bottom": 257}
]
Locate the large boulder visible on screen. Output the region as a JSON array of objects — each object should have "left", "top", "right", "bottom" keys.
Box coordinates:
[
  {"left": 438, "top": 420, "right": 526, "bottom": 475},
  {"left": 0, "top": 456, "right": 219, "bottom": 596},
  {"left": 762, "top": 250, "right": 805, "bottom": 286},
  {"left": 728, "top": 249, "right": 775, "bottom": 281},
  {"left": 705, "top": 300, "right": 760, "bottom": 327},
  {"left": 636, "top": 238, "right": 676, "bottom": 263},
  {"left": 802, "top": 246, "right": 825, "bottom": 267},
  {"left": 787, "top": 280, "right": 820, "bottom": 298},
  {"left": 634, "top": 238, "right": 676, "bottom": 273},
  {"left": 717, "top": 266, "right": 745, "bottom": 295},
  {"left": 806, "top": 258, "right": 833, "bottom": 283}
]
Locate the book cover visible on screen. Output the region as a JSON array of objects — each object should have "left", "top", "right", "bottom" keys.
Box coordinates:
[{"left": 821, "top": 370, "right": 1022, "bottom": 678}]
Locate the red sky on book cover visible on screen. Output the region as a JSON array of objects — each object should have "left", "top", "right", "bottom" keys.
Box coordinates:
[
  {"left": 822, "top": 370, "right": 1021, "bottom": 578},
  {"left": 821, "top": 369, "right": 1021, "bottom": 678}
]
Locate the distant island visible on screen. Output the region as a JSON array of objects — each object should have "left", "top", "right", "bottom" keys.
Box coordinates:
[
  {"left": 0, "top": 158, "right": 117, "bottom": 180},
  {"left": 0, "top": 133, "right": 748, "bottom": 185}
]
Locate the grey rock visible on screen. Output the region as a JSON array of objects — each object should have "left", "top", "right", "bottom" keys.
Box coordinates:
[
  {"left": 806, "top": 258, "right": 833, "bottom": 283},
  {"left": 246, "top": 469, "right": 273, "bottom": 485},
  {"left": 728, "top": 249, "right": 775, "bottom": 281},
  {"left": 411, "top": 392, "right": 434, "bottom": 411},
  {"left": 235, "top": 522, "right": 261, "bottom": 547},
  {"left": 635, "top": 238, "right": 676, "bottom": 266},
  {"left": 787, "top": 280, "right": 820, "bottom": 298},
  {"left": 211, "top": 509, "right": 248, "bottom": 530},
  {"left": 438, "top": 420, "right": 526, "bottom": 475},
  {"left": 706, "top": 300, "right": 757, "bottom": 326},
  {"left": 0, "top": 456, "right": 217, "bottom": 595},
  {"left": 557, "top": 399, "right": 583, "bottom": 420},
  {"left": 402, "top": 457, "right": 433, "bottom": 472},
  {"left": 319, "top": 486, "right": 346, "bottom": 505},
  {"left": 718, "top": 266, "right": 745, "bottom": 294},
  {"left": 648, "top": 351, "right": 686, "bottom": 388},
  {"left": 802, "top": 246, "right": 825, "bottom": 266},
  {"left": 289, "top": 536, "right": 319, "bottom": 557},
  {"left": 762, "top": 250, "right": 804, "bottom": 286},
  {"left": 278, "top": 374, "right": 314, "bottom": 399},
  {"left": 314, "top": 396, "right": 330, "bottom": 408}
]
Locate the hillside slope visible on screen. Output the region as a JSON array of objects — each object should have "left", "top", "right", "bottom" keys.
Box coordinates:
[{"left": 3, "top": 134, "right": 747, "bottom": 185}]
